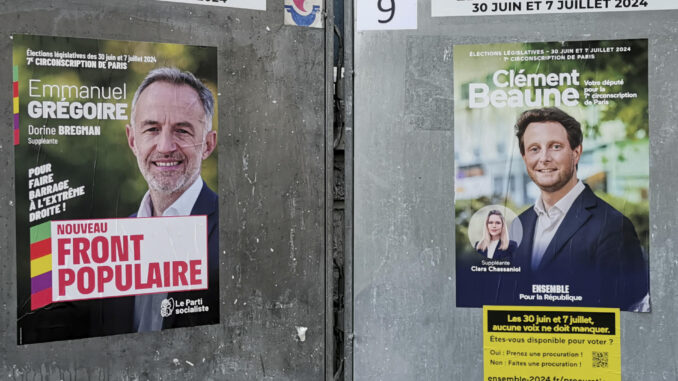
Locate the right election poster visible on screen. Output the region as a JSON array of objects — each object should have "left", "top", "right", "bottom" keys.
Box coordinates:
[{"left": 454, "top": 39, "right": 650, "bottom": 312}]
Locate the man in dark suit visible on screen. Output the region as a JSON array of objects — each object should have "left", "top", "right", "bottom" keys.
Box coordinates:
[
  {"left": 511, "top": 107, "right": 648, "bottom": 311},
  {"left": 92, "top": 68, "right": 219, "bottom": 334}
]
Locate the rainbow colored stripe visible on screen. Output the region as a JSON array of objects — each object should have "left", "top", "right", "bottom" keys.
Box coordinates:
[
  {"left": 30, "top": 221, "right": 52, "bottom": 310},
  {"left": 13, "top": 65, "right": 19, "bottom": 145}
]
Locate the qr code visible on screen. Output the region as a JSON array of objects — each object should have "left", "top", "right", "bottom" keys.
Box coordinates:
[{"left": 592, "top": 351, "right": 609, "bottom": 368}]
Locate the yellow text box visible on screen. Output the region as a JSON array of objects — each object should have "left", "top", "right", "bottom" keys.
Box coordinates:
[{"left": 484, "top": 305, "right": 620, "bottom": 381}]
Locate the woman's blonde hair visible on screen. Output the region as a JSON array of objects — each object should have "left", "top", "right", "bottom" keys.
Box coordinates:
[{"left": 475, "top": 209, "right": 509, "bottom": 251}]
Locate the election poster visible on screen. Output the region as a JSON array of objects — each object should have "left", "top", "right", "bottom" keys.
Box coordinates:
[
  {"left": 454, "top": 39, "right": 650, "bottom": 312},
  {"left": 13, "top": 34, "right": 219, "bottom": 344}
]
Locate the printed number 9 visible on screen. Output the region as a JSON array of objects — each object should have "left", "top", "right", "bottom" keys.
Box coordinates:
[{"left": 378, "top": 0, "right": 395, "bottom": 23}]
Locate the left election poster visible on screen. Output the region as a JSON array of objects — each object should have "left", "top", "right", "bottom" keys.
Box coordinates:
[{"left": 13, "top": 35, "right": 219, "bottom": 344}]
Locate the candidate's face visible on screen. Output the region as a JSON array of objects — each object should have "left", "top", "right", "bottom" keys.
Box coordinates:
[
  {"left": 487, "top": 214, "right": 503, "bottom": 240},
  {"left": 521, "top": 121, "right": 581, "bottom": 193},
  {"left": 126, "top": 82, "right": 216, "bottom": 195}
]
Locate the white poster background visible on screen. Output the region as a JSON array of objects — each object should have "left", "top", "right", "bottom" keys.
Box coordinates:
[
  {"left": 155, "top": 0, "right": 266, "bottom": 11},
  {"left": 357, "top": 0, "right": 417, "bottom": 31},
  {"left": 432, "top": 0, "right": 678, "bottom": 17},
  {"left": 51, "top": 216, "right": 208, "bottom": 302}
]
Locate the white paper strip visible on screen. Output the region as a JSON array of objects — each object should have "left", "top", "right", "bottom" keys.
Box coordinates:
[
  {"left": 357, "top": 0, "right": 417, "bottom": 31},
  {"left": 433, "top": 0, "right": 678, "bottom": 17},
  {"left": 155, "top": 0, "right": 266, "bottom": 11}
]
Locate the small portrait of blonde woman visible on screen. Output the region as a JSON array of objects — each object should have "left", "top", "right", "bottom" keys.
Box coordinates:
[{"left": 468, "top": 207, "right": 522, "bottom": 261}]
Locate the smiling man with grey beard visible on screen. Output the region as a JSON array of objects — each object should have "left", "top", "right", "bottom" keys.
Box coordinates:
[{"left": 93, "top": 68, "right": 220, "bottom": 334}]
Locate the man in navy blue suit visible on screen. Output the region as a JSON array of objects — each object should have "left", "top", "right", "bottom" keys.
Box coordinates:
[
  {"left": 511, "top": 107, "right": 649, "bottom": 311},
  {"left": 92, "top": 68, "right": 220, "bottom": 334}
]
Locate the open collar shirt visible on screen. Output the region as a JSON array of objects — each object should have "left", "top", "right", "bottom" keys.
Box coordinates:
[
  {"left": 133, "top": 176, "right": 203, "bottom": 332},
  {"left": 531, "top": 180, "right": 585, "bottom": 271}
]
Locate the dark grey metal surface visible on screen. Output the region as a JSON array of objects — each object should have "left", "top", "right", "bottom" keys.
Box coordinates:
[
  {"left": 343, "top": 1, "right": 355, "bottom": 380},
  {"left": 354, "top": 1, "right": 678, "bottom": 380},
  {"left": 0, "top": 0, "right": 327, "bottom": 379},
  {"left": 326, "top": 0, "right": 336, "bottom": 379}
]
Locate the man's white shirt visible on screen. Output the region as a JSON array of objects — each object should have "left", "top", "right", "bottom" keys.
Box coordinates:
[
  {"left": 531, "top": 180, "right": 585, "bottom": 271},
  {"left": 133, "top": 176, "right": 203, "bottom": 332},
  {"left": 135, "top": 175, "right": 203, "bottom": 218}
]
